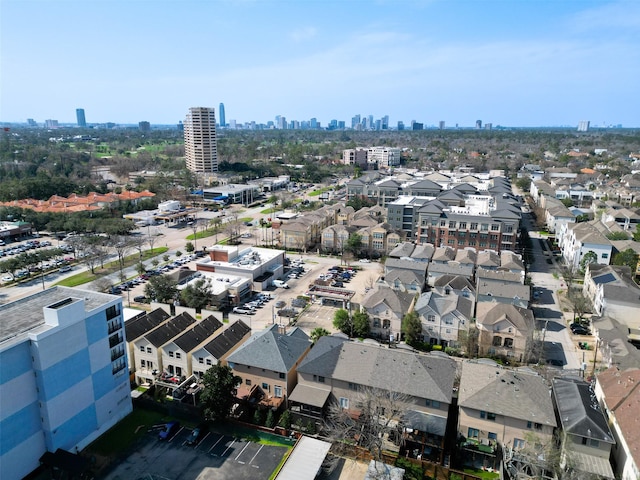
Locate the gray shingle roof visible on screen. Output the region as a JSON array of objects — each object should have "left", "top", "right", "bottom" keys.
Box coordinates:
[
  {"left": 227, "top": 324, "right": 310, "bottom": 373},
  {"left": 145, "top": 312, "right": 197, "bottom": 347},
  {"left": 458, "top": 361, "right": 556, "bottom": 426},
  {"left": 125, "top": 308, "right": 171, "bottom": 341},
  {"left": 388, "top": 242, "right": 415, "bottom": 258},
  {"left": 476, "top": 303, "right": 534, "bottom": 333},
  {"left": 298, "top": 337, "right": 456, "bottom": 403},
  {"left": 552, "top": 377, "right": 614, "bottom": 443},
  {"left": 203, "top": 320, "right": 251, "bottom": 359},
  {"left": 173, "top": 315, "right": 223, "bottom": 353},
  {"left": 361, "top": 285, "right": 416, "bottom": 316},
  {"left": 384, "top": 258, "right": 428, "bottom": 275}
]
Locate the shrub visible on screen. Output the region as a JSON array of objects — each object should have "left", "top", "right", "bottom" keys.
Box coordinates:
[
  {"left": 265, "top": 410, "right": 275, "bottom": 428},
  {"left": 278, "top": 410, "right": 292, "bottom": 429},
  {"left": 253, "top": 409, "right": 263, "bottom": 425}
]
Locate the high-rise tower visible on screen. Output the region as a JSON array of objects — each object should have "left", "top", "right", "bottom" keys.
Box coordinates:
[
  {"left": 184, "top": 107, "right": 218, "bottom": 173},
  {"left": 76, "top": 108, "right": 86, "bottom": 127},
  {"left": 218, "top": 103, "right": 226, "bottom": 127}
]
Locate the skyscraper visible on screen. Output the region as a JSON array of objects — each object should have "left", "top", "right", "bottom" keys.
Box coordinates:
[
  {"left": 76, "top": 108, "right": 86, "bottom": 127},
  {"left": 184, "top": 107, "right": 218, "bottom": 173},
  {"left": 577, "top": 120, "right": 590, "bottom": 132},
  {"left": 218, "top": 103, "right": 226, "bottom": 127}
]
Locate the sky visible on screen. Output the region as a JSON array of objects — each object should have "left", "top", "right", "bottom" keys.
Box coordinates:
[{"left": 1, "top": 0, "right": 639, "bottom": 128}]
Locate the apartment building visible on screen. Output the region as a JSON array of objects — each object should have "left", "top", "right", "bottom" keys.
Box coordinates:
[
  {"left": 0, "top": 288, "right": 131, "bottom": 480},
  {"left": 184, "top": 106, "right": 218, "bottom": 173}
]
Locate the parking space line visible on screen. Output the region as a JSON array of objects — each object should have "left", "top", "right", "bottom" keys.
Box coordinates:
[
  {"left": 235, "top": 442, "right": 251, "bottom": 462},
  {"left": 168, "top": 426, "right": 184, "bottom": 443},
  {"left": 208, "top": 435, "right": 224, "bottom": 454},
  {"left": 195, "top": 431, "right": 211, "bottom": 449},
  {"left": 249, "top": 444, "right": 264, "bottom": 466},
  {"left": 221, "top": 439, "right": 236, "bottom": 457}
]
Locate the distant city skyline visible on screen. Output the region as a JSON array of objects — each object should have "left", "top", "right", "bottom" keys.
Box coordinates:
[{"left": 2, "top": 1, "right": 639, "bottom": 127}]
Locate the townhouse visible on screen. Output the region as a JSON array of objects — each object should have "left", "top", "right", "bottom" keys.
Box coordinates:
[
  {"left": 289, "top": 337, "right": 457, "bottom": 463},
  {"left": 191, "top": 320, "right": 251, "bottom": 378},
  {"left": 475, "top": 303, "right": 535, "bottom": 363},
  {"left": 227, "top": 324, "right": 311, "bottom": 411},
  {"left": 360, "top": 284, "right": 416, "bottom": 342},
  {"left": 458, "top": 361, "right": 556, "bottom": 471},
  {"left": 558, "top": 220, "right": 613, "bottom": 271},
  {"left": 552, "top": 377, "right": 616, "bottom": 479}
]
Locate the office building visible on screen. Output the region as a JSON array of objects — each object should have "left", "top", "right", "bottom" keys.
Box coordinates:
[
  {"left": 138, "top": 121, "right": 150, "bottom": 132},
  {"left": 0, "top": 287, "right": 131, "bottom": 480},
  {"left": 44, "top": 119, "right": 59, "bottom": 129},
  {"left": 184, "top": 107, "right": 218, "bottom": 173},
  {"left": 76, "top": 108, "right": 86, "bottom": 127},
  {"left": 577, "top": 120, "right": 590, "bottom": 132},
  {"left": 475, "top": 120, "right": 482, "bottom": 129},
  {"left": 351, "top": 114, "right": 361, "bottom": 129},
  {"left": 27, "top": 118, "right": 37, "bottom": 127},
  {"left": 218, "top": 102, "right": 226, "bottom": 127},
  {"left": 439, "top": 121, "right": 445, "bottom": 130}
]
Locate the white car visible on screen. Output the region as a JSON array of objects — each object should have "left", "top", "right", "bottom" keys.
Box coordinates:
[
  {"left": 358, "top": 258, "right": 371, "bottom": 263},
  {"left": 1, "top": 275, "right": 13, "bottom": 282}
]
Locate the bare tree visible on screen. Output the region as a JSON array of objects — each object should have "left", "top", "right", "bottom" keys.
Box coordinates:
[
  {"left": 113, "top": 236, "right": 134, "bottom": 282},
  {"left": 324, "top": 386, "right": 408, "bottom": 464},
  {"left": 224, "top": 213, "right": 241, "bottom": 244}
]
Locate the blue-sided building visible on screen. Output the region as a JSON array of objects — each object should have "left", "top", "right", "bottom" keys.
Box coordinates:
[{"left": 0, "top": 287, "right": 132, "bottom": 480}]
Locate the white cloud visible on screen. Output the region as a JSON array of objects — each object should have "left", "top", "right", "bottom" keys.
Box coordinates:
[{"left": 289, "top": 26, "right": 318, "bottom": 42}]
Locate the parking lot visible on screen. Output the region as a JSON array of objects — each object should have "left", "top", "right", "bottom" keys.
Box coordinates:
[{"left": 102, "top": 424, "right": 289, "bottom": 480}]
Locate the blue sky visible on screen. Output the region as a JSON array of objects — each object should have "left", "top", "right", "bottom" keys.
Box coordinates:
[{"left": 1, "top": 0, "right": 639, "bottom": 127}]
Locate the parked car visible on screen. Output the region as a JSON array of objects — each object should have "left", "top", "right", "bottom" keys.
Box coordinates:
[
  {"left": 59, "top": 266, "right": 72, "bottom": 273},
  {"left": 570, "top": 324, "right": 591, "bottom": 335},
  {"left": 186, "top": 424, "right": 208, "bottom": 446},
  {"left": 277, "top": 308, "right": 299, "bottom": 318},
  {"left": 158, "top": 421, "right": 180, "bottom": 440},
  {"left": 273, "top": 280, "right": 289, "bottom": 289},
  {"left": 233, "top": 307, "right": 255, "bottom": 315},
  {"left": 359, "top": 258, "right": 371, "bottom": 263},
  {"left": 133, "top": 295, "right": 147, "bottom": 303}
]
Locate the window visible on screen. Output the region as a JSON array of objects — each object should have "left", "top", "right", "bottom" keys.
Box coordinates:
[
  {"left": 449, "top": 221, "right": 456, "bottom": 228},
  {"left": 426, "top": 399, "right": 441, "bottom": 408},
  {"left": 146, "top": 347, "right": 152, "bottom": 353},
  {"left": 481, "top": 224, "right": 489, "bottom": 231},
  {"left": 602, "top": 253, "right": 609, "bottom": 259},
  {"left": 279, "top": 372, "right": 285, "bottom": 379},
  {"left": 527, "top": 421, "right": 532, "bottom": 429},
  {"left": 169, "top": 351, "right": 174, "bottom": 358},
  {"left": 447, "top": 239, "right": 455, "bottom": 244},
  {"left": 491, "top": 224, "right": 500, "bottom": 231},
  {"left": 373, "top": 317, "right": 381, "bottom": 328},
  {"left": 198, "top": 357, "right": 204, "bottom": 364},
  {"left": 349, "top": 382, "right": 357, "bottom": 391},
  {"left": 459, "top": 222, "right": 467, "bottom": 229},
  {"left": 440, "top": 220, "right": 446, "bottom": 227},
  {"left": 139, "top": 345, "right": 145, "bottom": 352},
  {"left": 141, "top": 360, "right": 146, "bottom": 368},
  {"left": 340, "top": 397, "right": 349, "bottom": 409},
  {"left": 206, "top": 359, "right": 212, "bottom": 366},
  {"left": 175, "top": 352, "right": 181, "bottom": 359},
  {"left": 245, "top": 379, "right": 251, "bottom": 385},
  {"left": 513, "top": 438, "right": 526, "bottom": 449},
  {"left": 488, "top": 432, "right": 497, "bottom": 440},
  {"left": 444, "top": 317, "right": 453, "bottom": 325},
  {"left": 274, "top": 385, "right": 283, "bottom": 398},
  {"left": 427, "top": 315, "right": 436, "bottom": 322},
  {"left": 383, "top": 319, "right": 390, "bottom": 329},
  {"left": 487, "top": 412, "right": 496, "bottom": 421},
  {"left": 470, "top": 223, "right": 478, "bottom": 230},
  {"left": 318, "top": 376, "right": 325, "bottom": 383},
  {"left": 504, "top": 338, "right": 514, "bottom": 348},
  {"left": 468, "top": 427, "right": 479, "bottom": 439},
  {"left": 535, "top": 423, "right": 542, "bottom": 430}
]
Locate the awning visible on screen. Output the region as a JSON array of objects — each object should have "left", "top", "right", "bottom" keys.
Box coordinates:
[
  {"left": 402, "top": 410, "right": 447, "bottom": 437},
  {"left": 289, "top": 384, "right": 331, "bottom": 408}
]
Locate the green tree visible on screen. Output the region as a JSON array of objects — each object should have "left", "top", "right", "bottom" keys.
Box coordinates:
[
  {"left": 185, "top": 241, "right": 195, "bottom": 253},
  {"left": 200, "top": 364, "right": 242, "bottom": 422},
  {"left": 253, "top": 409, "right": 263, "bottom": 425},
  {"left": 580, "top": 250, "right": 598, "bottom": 273},
  {"left": 333, "top": 309, "right": 351, "bottom": 334},
  {"left": 278, "top": 410, "right": 292, "bottom": 429},
  {"left": 612, "top": 248, "right": 639, "bottom": 273},
  {"left": 310, "top": 327, "right": 330, "bottom": 343},
  {"left": 401, "top": 311, "right": 422, "bottom": 348},
  {"left": 180, "top": 278, "right": 213, "bottom": 312},
  {"left": 265, "top": 410, "right": 276, "bottom": 428},
  {"left": 144, "top": 275, "right": 178, "bottom": 303},
  {"left": 515, "top": 177, "right": 531, "bottom": 192},
  {"left": 352, "top": 311, "right": 370, "bottom": 338},
  {"left": 345, "top": 233, "right": 362, "bottom": 256},
  {"left": 634, "top": 224, "right": 640, "bottom": 242}
]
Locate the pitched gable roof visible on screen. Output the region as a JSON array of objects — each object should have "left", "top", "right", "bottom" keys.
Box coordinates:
[
  {"left": 476, "top": 303, "right": 534, "bottom": 333},
  {"left": 361, "top": 284, "right": 416, "bottom": 316},
  {"left": 458, "top": 361, "right": 556, "bottom": 426},
  {"left": 298, "top": 338, "right": 456, "bottom": 403},
  {"left": 145, "top": 312, "right": 197, "bottom": 348},
  {"left": 173, "top": 315, "right": 223, "bottom": 353},
  {"left": 125, "top": 308, "right": 171, "bottom": 341},
  {"left": 553, "top": 377, "right": 614, "bottom": 443},
  {"left": 203, "top": 320, "right": 251, "bottom": 359},
  {"left": 227, "top": 324, "right": 310, "bottom": 373}
]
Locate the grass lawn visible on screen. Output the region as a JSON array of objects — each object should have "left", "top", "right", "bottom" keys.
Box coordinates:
[
  {"left": 308, "top": 187, "right": 330, "bottom": 197},
  {"left": 239, "top": 217, "right": 253, "bottom": 223},
  {"left": 87, "top": 408, "right": 167, "bottom": 456},
  {"left": 260, "top": 208, "right": 275, "bottom": 214},
  {"left": 186, "top": 229, "right": 217, "bottom": 240},
  {"left": 215, "top": 420, "right": 296, "bottom": 447},
  {"left": 53, "top": 247, "right": 169, "bottom": 287},
  {"left": 463, "top": 468, "right": 499, "bottom": 479}
]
